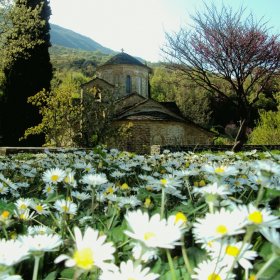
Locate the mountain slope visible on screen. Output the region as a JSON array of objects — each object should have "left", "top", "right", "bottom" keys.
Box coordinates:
[{"left": 50, "top": 24, "right": 115, "bottom": 55}]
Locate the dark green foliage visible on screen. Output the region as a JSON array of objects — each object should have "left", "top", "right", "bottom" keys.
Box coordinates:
[
  {"left": 49, "top": 45, "right": 112, "bottom": 77},
  {"left": 1, "top": 0, "right": 53, "bottom": 146},
  {"left": 248, "top": 110, "right": 280, "bottom": 144}
]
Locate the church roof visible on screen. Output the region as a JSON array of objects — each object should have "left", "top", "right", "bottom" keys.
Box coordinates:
[{"left": 99, "top": 52, "right": 151, "bottom": 70}]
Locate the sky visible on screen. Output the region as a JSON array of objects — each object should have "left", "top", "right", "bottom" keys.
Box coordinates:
[{"left": 49, "top": 0, "right": 280, "bottom": 62}]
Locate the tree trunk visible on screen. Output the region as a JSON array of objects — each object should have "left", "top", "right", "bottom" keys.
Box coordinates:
[{"left": 232, "top": 119, "right": 247, "bottom": 152}]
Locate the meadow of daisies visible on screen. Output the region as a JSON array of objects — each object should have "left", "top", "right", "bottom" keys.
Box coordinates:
[{"left": 0, "top": 147, "right": 279, "bottom": 280}]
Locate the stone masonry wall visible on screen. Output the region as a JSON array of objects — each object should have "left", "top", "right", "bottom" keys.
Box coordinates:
[
  {"left": 97, "top": 65, "right": 149, "bottom": 98},
  {"left": 108, "top": 120, "right": 213, "bottom": 154}
]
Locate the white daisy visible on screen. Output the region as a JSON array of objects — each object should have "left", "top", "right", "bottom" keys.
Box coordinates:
[
  {"left": 202, "top": 164, "right": 239, "bottom": 177},
  {"left": 209, "top": 238, "right": 257, "bottom": 270},
  {"left": 132, "top": 242, "right": 158, "bottom": 262},
  {"left": 19, "top": 233, "right": 62, "bottom": 253},
  {"left": 0, "top": 273, "right": 23, "bottom": 280},
  {"left": 260, "top": 227, "right": 280, "bottom": 249},
  {"left": 237, "top": 204, "right": 280, "bottom": 229},
  {"left": 31, "top": 201, "right": 49, "bottom": 215},
  {"left": 42, "top": 184, "right": 56, "bottom": 196},
  {"left": 54, "top": 199, "right": 77, "bottom": 215},
  {"left": 81, "top": 173, "right": 108, "bottom": 187},
  {"left": 125, "top": 209, "right": 183, "bottom": 249},
  {"left": 71, "top": 191, "right": 91, "bottom": 201},
  {"left": 193, "top": 208, "right": 246, "bottom": 243},
  {"left": 14, "top": 198, "right": 33, "bottom": 213},
  {"left": 0, "top": 239, "right": 29, "bottom": 266},
  {"left": 0, "top": 182, "right": 9, "bottom": 195},
  {"left": 118, "top": 196, "right": 142, "bottom": 208},
  {"left": 42, "top": 168, "right": 66, "bottom": 184},
  {"left": 27, "top": 225, "right": 53, "bottom": 235},
  {"left": 64, "top": 171, "right": 77, "bottom": 187},
  {"left": 192, "top": 259, "right": 235, "bottom": 280},
  {"left": 193, "top": 182, "right": 232, "bottom": 199},
  {"left": 55, "top": 227, "right": 116, "bottom": 272},
  {"left": 14, "top": 209, "right": 36, "bottom": 221},
  {"left": 99, "top": 260, "right": 159, "bottom": 280}
]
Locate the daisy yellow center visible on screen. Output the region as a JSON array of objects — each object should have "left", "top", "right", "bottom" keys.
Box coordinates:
[
  {"left": 146, "top": 186, "right": 152, "bottom": 191},
  {"left": 121, "top": 183, "right": 129, "bottom": 190},
  {"left": 64, "top": 177, "right": 70, "bottom": 183},
  {"left": 46, "top": 186, "right": 52, "bottom": 192},
  {"left": 175, "top": 212, "right": 187, "bottom": 225},
  {"left": 215, "top": 167, "right": 225, "bottom": 174},
  {"left": 1, "top": 210, "right": 10, "bottom": 219},
  {"left": 160, "top": 179, "right": 168, "bottom": 186},
  {"left": 208, "top": 273, "right": 222, "bottom": 280},
  {"left": 20, "top": 204, "right": 27, "bottom": 210},
  {"left": 62, "top": 205, "right": 69, "bottom": 212},
  {"left": 51, "top": 175, "right": 59, "bottom": 182},
  {"left": 36, "top": 205, "right": 44, "bottom": 212},
  {"left": 199, "top": 180, "right": 206, "bottom": 187},
  {"left": 248, "top": 211, "right": 263, "bottom": 224},
  {"left": 144, "top": 197, "right": 151, "bottom": 208},
  {"left": 73, "top": 248, "right": 94, "bottom": 270},
  {"left": 20, "top": 213, "right": 27, "bottom": 220},
  {"left": 226, "top": 245, "right": 239, "bottom": 257},
  {"left": 144, "top": 232, "right": 156, "bottom": 241},
  {"left": 107, "top": 187, "right": 114, "bottom": 194},
  {"left": 216, "top": 225, "right": 228, "bottom": 235},
  {"left": 249, "top": 274, "right": 256, "bottom": 280}
]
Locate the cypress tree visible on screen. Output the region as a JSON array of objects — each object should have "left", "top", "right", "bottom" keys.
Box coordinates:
[{"left": 2, "top": 0, "right": 52, "bottom": 146}]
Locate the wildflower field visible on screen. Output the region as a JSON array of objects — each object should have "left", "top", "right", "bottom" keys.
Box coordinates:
[{"left": 0, "top": 148, "right": 279, "bottom": 280}]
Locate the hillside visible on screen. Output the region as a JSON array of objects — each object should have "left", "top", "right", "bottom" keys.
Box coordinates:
[{"left": 50, "top": 24, "right": 115, "bottom": 54}]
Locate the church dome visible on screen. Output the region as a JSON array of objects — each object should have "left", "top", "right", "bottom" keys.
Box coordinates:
[{"left": 100, "top": 52, "right": 150, "bottom": 69}]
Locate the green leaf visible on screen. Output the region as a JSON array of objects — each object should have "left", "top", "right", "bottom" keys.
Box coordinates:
[
  {"left": 60, "top": 268, "right": 75, "bottom": 279},
  {"left": 259, "top": 241, "right": 272, "bottom": 260},
  {"left": 255, "top": 257, "right": 280, "bottom": 279},
  {"left": 264, "top": 189, "right": 280, "bottom": 200},
  {"left": 187, "top": 246, "right": 207, "bottom": 268},
  {"left": 43, "top": 271, "right": 57, "bottom": 280}
]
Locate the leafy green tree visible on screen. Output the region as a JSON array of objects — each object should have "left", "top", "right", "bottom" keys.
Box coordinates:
[
  {"left": 81, "top": 84, "right": 116, "bottom": 147},
  {"left": 248, "top": 110, "right": 280, "bottom": 144},
  {"left": 1, "top": 0, "right": 53, "bottom": 146},
  {"left": 22, "top": 75, "right": 83, "bottom": 146},
  {"left": 151, "top": 66, "right": 213, "bottom": 128},
  {"left": 163, "top": 3, "right": 280, "bottom": 151}
]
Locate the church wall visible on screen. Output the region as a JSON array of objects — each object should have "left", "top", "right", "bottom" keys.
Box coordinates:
[
  {"left": 97, "top": 65, "right": 150, "bottom": 98},
  {"left": 108, "top": 120, "right": 213, "bottom": 154}
]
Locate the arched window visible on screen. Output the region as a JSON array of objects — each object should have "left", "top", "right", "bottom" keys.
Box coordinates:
[{"left": 126, "top": 75, "right": 131, "bottom": 94}]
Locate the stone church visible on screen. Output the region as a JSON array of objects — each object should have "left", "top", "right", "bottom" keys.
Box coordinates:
[{"left": 81, "top": 51, "right": 214, "bottom": 153}]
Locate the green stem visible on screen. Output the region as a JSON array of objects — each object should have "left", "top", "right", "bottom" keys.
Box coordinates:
[
  {"left": 181, "top": 236, "right": 193, "bottom": 275},
  {"left": 91, "top": 188, "right": 95, "bottom": 220},
  {"left": 107, "top": 207, "right": 117, "bottom": 230},
  {"left": 166, "top": 249, "right": 177, "bottom": 280},
  {"left": 208, "top": 201, "right": 214, "bottom": 214},
  {"left": 160, "top": 188, "right": 166, "bottom": 219},
  {"left": 255, "top": 184, "right": 265, "bottom": 207},
  {"left": 255, "top": 254, "right": 278, "bottom": 279},
  {"left": 2, "top": 226, "right": 8, "bottom": 239},
  {"left": 32, "top": 256, "right": 41, "bottom": 280},
  {"left": 184, "top": 180, "right": 193, "bottom": 202},
  {"left": 225, "top": 228, "right": 254, "bottom": 280}
]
